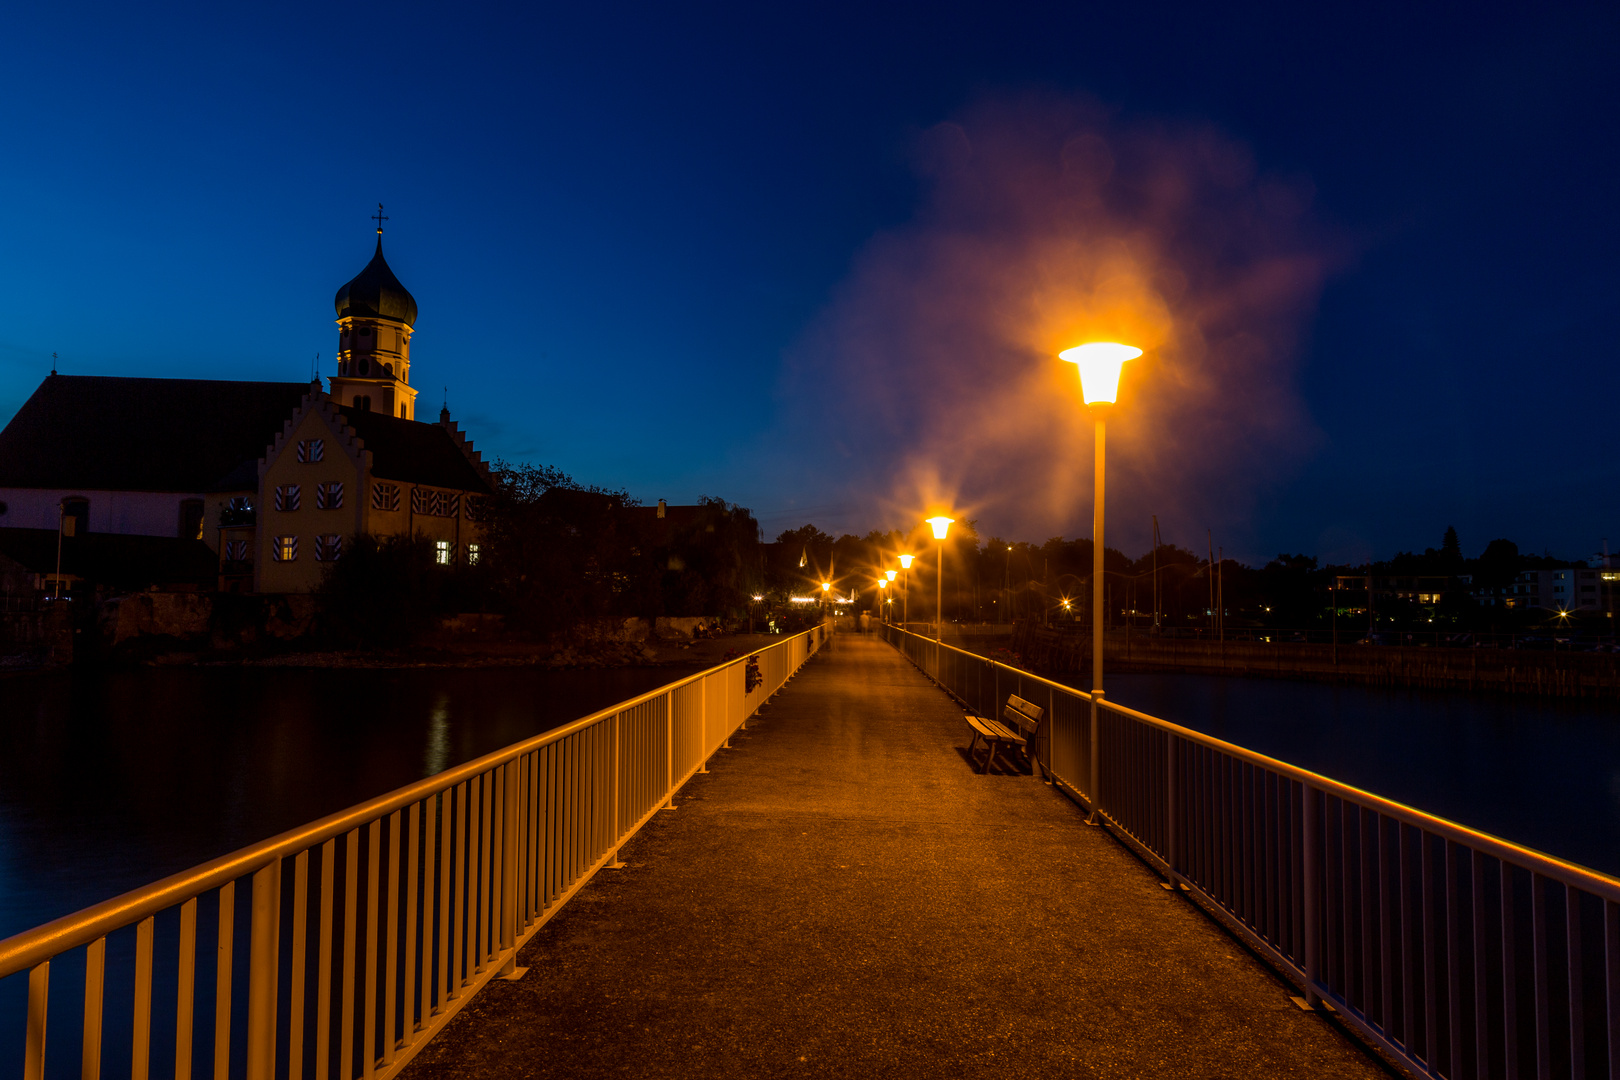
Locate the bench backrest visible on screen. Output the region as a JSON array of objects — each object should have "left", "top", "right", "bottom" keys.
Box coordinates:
[{"left": 1003, "top": 694, "right": 1044, "bottom": 734}]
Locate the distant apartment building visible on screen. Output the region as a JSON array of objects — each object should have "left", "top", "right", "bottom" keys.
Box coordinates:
[
  {"left": 1498, "top": 567, "right": 1605, "bottom": 612},
  {"left": 1332, "top": 575, "right": 1452, "bottom": 613}
]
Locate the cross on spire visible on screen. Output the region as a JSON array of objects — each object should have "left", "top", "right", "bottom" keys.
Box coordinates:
[{"left": 372, "top": 203, "right": 388, "bottom": 234}]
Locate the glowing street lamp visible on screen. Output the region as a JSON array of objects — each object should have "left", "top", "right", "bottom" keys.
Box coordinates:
[
  {"left": 898, "top": 553, "right": 915, "bottom": 627},
  {"left": 926, "top": 516, "right": 954, "bottom": 643},
  {"left": 877, "top": 577, "right": 889, "bottom": 622},
  {"left": 1058, "top": 341, "right": 1141, "bottom": 823}
]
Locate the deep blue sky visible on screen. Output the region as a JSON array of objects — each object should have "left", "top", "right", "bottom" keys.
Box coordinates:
[{"left": 0, "top": 2, "right": 1614, "bottom": 565}]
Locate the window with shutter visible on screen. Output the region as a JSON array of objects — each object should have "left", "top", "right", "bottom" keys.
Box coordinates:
[
  {"left": 317, "top": 481, "right": 344, "bottom": 510},
  {"left": 372, "top": 483, "right": 400, "bottom": 511}
]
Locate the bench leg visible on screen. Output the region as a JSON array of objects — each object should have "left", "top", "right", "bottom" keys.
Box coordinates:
[{"left": 982, "top": 739, "right": 999, "bottom": 774}]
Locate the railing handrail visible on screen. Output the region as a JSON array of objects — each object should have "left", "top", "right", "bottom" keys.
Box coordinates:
[
  {"left": 890, "top": 624, "right": 1620, "bottom": 901},
  {"left": 0, "top": 626, "right": 823, "bottom": 977}
]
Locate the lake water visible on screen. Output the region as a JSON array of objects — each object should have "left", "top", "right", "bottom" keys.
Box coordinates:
[
  {"left": 3, "top": 663, "right": 1618, "bottom": 941},
  {"left": 1098, "top": 672, "right": 1620, "bottom": 877},
  {"left": 2, "top": 659, "right": 1619, "bottom": 1077},
  {"left": 0, "top": 665, "right": 700, "bottom": 942}
]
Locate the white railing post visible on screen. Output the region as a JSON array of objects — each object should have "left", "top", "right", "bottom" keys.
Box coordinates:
[
  {"left": 1166, "top": 735, "right": 1179, "bottom": 888},
  {"left": 698, "top": 676, "right": 709, "bottom": 773},
  {"left": 497, "top": 759, "right": 525, "bottom": 978},
  {"left": 663, "top": 691, "right": 676, "bottom": 810},
  {"left": 22, "top": 962, "right": 46, "bottom": 1080},
  {"left": 1088, "top": 694, "right": 1103, "bottom": 824},
  {"left": 1302, "top": 783, "right": 1322, "bottom": 1008},
  {"left": 608, "top": 710, "right": 624, "bottom": 867},
  {"left": 245, "top": 859, "right": 281, "bottom": 1080}
]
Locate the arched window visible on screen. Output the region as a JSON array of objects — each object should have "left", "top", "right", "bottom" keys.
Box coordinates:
[{"left": 399, "top": 403, "right": 407, "bottom": 418}]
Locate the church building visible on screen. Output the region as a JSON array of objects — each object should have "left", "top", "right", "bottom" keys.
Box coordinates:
[{"left": 0, "top": 219, "right": 494, "bottom": 594}]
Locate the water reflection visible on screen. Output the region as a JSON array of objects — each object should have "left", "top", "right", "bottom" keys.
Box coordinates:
[
  {"left": 0, "top": 665, "right": 696, "bottom": 941},
  {"left": 1099, "top": 672, "right": 1620, "bottom": 878},
  {"left": 426, "top": 692, "right": 451, "bottom": 776}
]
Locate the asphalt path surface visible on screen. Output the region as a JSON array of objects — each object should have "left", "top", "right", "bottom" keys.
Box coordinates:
[{"left": 401, "top": 632, "right": 1392, "bottom": 1079}]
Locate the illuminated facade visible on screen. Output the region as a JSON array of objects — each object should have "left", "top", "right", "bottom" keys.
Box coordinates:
[
  {"left": 327, "top": 233, "right": 420, "bottom": 420},
  {"left": 0, "top": 224, "right": 492, "bottom": 595}
]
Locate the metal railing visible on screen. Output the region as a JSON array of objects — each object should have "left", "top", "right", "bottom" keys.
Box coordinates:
[
  {"left": 0, "top": 624, "right": 828, "bottom": 1080},
  {"left": 882, "top": 623, "right": 1620, "bottom": 1080}
]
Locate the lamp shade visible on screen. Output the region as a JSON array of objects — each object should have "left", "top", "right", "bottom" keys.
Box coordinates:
[
  {"left": 898, "top": 554, "right": 914, "bottom": 569},
  {"left": 926, "top": 516, "right": 954, "bottom": 540},
  {"left": 1059, "top": 342, "right": 1142, "bottom": 405},
  {"left": 885, "top": 570, "right": 897, "bottom": 582},
  {"left": 821, "top": 581, "right": 831, "bottom": 591}
]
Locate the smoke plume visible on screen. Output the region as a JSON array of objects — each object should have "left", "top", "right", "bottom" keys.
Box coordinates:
[{"left": 774, "top": 93, "right": 1337, "bottom": 556}]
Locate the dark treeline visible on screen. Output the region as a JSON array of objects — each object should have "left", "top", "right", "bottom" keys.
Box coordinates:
[
  {"left": 768, "top": 521, "right": 1613, "bottom": 638},
  {"left": 318, "top": 459, "right": 1608, "bottom": 645},
  {"left": 317, "top": 462, "right": 784, "bottom": 645}
]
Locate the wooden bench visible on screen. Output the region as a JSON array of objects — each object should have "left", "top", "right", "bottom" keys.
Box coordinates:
[{"left": 965, "top": 694, "right": 1045, "bottom": 775}]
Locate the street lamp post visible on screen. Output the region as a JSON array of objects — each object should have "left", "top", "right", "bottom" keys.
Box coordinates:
[
  {"left": 926, "top": 517, "right": 954, "bottom": 643},
  {"left": 899, "top": 553, "right": 914, "bottom": 628},
  {"left": 1059, "top": 342, "right": 1141, "bottom": 824},
  {"left": 884, "top": 571, "right": 897, "bottom": 624},
  {"left": 877, "top": 578, "right": 889, "bottom": 623}
]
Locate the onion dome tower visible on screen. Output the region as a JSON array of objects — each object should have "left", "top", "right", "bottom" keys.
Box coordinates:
[{"left": 329, "top": 205, "right": 420, "bottom": 419}]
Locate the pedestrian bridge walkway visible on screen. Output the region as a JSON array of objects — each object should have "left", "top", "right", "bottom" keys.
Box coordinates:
[
  {"left": 398, "top": 634, "right": 1381, "bottom": 1079},
  {"left": 9, "top": 624, "right": 1616, "bottom": 1080}
]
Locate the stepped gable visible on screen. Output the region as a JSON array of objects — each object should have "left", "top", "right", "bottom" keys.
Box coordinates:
[
  {"left": 0, "top": 375, "right": 309, "bottom": 491},
  {"left": 336, "top": 408, "right": 493, "bottom": 493},
  {"left": 435, "top": 412, "right": 494, "bottom": 488},
  {"left": 258, "top": 388, "right": 374, "bottom": 479}
]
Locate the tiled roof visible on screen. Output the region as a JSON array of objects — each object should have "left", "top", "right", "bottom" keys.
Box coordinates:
[
  {"left": 0, "top": 375, "right": 309, "bottom": 492},
  {"left": 337, "top": 409, "right": 492, "bottom": 493}
]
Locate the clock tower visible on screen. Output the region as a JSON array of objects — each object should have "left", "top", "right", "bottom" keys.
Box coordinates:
[{"left": 328, "top": 206, "right": 420, "bottom": 420}]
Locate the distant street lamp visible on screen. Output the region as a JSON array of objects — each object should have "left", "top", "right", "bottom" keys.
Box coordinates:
[
  {"left": 1059, "top": 341, "right": 1141, "bottom": 823},
  {"left": 1005, "top": 545, "right": 1013, "bottom": 626},
  {"left": 877, "top": 577, "right": 889, "bottom": 622},
  {"left": 926, "top": 516, "right": 954, "bottom": 643},
  {"left": 899, "top": 553, "right": 915, "bottom": 627}
]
